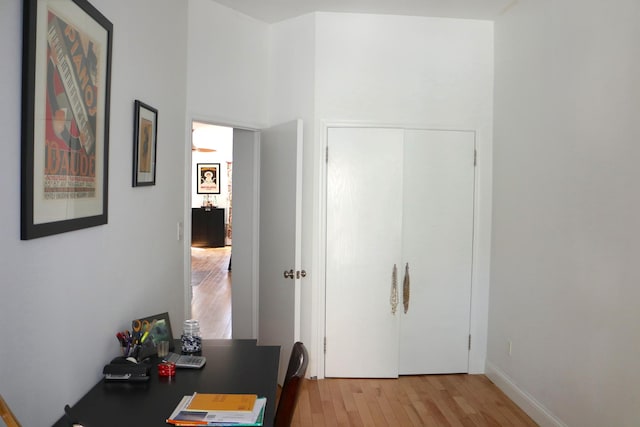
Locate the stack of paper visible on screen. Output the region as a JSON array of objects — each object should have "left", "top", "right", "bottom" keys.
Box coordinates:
[{"left": 166, "top": 393, "right": 266, "bottom": 426}]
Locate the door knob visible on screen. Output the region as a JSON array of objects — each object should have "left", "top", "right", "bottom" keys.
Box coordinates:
[
  {"left": 296, "top": 270, "right": 307, "bottom": 279},
  {"left": 283, "top": 269, "right": 294, "bottom": 279}
]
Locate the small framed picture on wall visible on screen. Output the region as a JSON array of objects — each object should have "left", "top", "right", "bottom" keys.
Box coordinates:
[{"left": 132, "top": 100, "right": 158, "bottom": 187}]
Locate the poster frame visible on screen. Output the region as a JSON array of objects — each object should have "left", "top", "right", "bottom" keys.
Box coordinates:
[
  {"left": 132, "top": 100, "right": 158, "bottom": 187},
  {"left": 21, "top": 0, "right": 113, "bottom": 239}
]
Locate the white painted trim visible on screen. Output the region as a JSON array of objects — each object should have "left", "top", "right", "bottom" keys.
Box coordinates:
[
  {"left": 314, "top": 120, "right": 329, "bottom": 379},
  {"left": 183, "top": 120, "right": 194, "bottom": 321},
  {"left": 293, "top": 119, "right": 304, "bottom": 342},
  {"left": 486, "top": 362, "right": 568, "bottom": 427},
  {"left": 251, "top": 130, "right": 261, "bottom": 339},
  {"left": 190, "top": 113, "right": 266, "bottom": 132},
  {"left": 317, "top": 119, "right": 477, "bottom": 134},
  {"left": 467, "top": 128, "right": 485, "bottom": 375},
  {"left": 186, "top": 114, "right": 262, "bottom": 338}
]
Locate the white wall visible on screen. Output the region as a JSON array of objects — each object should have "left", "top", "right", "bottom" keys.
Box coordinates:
[
  {"left": 489, "top": 1, "right": 640, "bottom": 426},
  {"left": 315, "top": 12, "right": 494, "bottom": 375},
  {"left": 186, "top": 0, "right": 270, "bottom": 339},
  {"left": 0, "top": 0, "right": 188, "bottom": 425},
  {"left": 187, "top": 0, "right": 269, "bottom": 129}
]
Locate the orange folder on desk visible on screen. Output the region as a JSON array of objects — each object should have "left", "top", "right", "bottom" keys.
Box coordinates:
[{"left": 186, "top": 393, "right": 257, "bottom": 412}]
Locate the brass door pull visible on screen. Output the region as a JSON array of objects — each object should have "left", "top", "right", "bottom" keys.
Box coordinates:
[
  {"left": 390, "top": 264, "right": 398, "bottom": 314},
  {"left": 403, "top": 263, "right": 410, "bottom": 313}
]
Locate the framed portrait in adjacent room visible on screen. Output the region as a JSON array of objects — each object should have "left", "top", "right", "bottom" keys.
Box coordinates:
[{"left": 197, "top": 163, "right": 220, "bottom": 194}]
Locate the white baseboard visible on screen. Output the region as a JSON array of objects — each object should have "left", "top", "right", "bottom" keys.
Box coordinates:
[{"left": 485, "top": 362, "right": 568, "bottom": 427}]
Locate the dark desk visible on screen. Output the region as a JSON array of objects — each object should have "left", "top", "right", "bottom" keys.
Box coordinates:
[{"left": 54, "top": 340, "right": 280, "bottom": 427}]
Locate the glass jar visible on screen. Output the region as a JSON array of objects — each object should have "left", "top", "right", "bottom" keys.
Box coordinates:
[{"left": 180, "top": 319, "right": 202, "bottom": 354}]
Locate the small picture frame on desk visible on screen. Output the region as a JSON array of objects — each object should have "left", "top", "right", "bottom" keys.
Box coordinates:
[{"left": 132, "top": 312, "right": 174, "bottom": 351}]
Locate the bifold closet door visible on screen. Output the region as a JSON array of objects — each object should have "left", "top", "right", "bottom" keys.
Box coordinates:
[
  {"left": 325, "top": 127, "right": 404, "bottom": 378},
  {"left": 325, "top": 127, "right": 475, "bottom": 378},
  {"left": 399, "top": 129, "right": 475, "bottom": 375}
]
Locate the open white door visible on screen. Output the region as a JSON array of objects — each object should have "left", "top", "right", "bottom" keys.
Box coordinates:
[{"left": 258, "top": 119, "right": 303, "bottom": 384}]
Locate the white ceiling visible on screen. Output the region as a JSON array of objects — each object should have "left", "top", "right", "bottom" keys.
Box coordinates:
[{"left": 211, "top": 0, "right": 517, "bottom": 24}]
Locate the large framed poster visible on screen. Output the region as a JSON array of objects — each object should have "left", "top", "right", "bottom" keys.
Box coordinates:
[{"left": 21, "top": 0, "right": 113, "bottom": 240}]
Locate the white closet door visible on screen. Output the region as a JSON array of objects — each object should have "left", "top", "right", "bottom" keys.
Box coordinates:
[
  {"left": 399, "top": 129, "right": 475, "bottom": 374},
  {"left": 325, "top": 127, "right": 404, "bottom": 378}
]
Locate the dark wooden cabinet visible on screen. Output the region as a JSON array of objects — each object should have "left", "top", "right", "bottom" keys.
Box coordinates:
[{"left": 191, "top": 207, "right": 225, "bottom": 247}]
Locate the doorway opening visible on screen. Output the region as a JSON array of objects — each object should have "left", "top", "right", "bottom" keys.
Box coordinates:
[{"left": 190, "top": 121, "right": 233, "bottom": 339}]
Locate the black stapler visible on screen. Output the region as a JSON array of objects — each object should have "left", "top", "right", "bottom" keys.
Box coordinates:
[{"left": 103, "top": 356, "right": 150, "bottom": 382}]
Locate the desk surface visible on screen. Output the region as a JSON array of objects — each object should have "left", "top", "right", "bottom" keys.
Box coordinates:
[{"left": 53, "top": 340, "right": 280, "bottom": 427}]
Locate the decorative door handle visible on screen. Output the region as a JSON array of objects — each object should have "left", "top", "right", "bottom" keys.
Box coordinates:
[
  {"left": 403, "top": 263, "right": 410, "bottom": 313},
  {"left": 390, "top": 264, "right": 398, "bottom": 315},
  {"left": 283, "top": 269, "right": 294, "bottom": 279},
  {"left": 296, "top": 270, "right": 307, "bottom": 279}
]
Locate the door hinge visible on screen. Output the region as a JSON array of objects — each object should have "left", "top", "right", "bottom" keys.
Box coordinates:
[
  {"left": 468, "top": 334, "right": 472, "bottom": 350},
  {"left": 474, "top": 149, "right": 477, "bottom": 166},
  {"left": 326, "top": 146, "right": 329, "bottom": 163},
  {"left": 324, "top": 337, "right": 327, "bottom": 354}
]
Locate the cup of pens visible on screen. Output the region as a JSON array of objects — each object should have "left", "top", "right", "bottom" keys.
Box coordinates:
[
  {"left": 116, "top": 326, "right": 156, "bottom": 361},
  {"left": 120, "top": 318, "right": 161, "bottom": 361},
  {"left": 116, "top": 331, "right": 131, "bottom": 356}
]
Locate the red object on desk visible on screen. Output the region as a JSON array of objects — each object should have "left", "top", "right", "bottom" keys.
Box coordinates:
[{"left": 158, "top": 362, "right": 176, "bottom": 377}]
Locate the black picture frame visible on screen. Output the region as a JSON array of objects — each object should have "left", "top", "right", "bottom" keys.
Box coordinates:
[
  {"left": 132, "top": 312, "right": 175, "bottom": 351},
  {"left": 196, "top": 163, "right": 221, "bottom": 194},
  {"left": 21, "top": 0, "right": 113, "bottom": 240},
  {"left": 132, "top": 100, "right": 158, "bottom": 187}
]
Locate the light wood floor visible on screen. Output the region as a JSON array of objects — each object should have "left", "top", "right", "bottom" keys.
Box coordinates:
[
  {"left": 191, "top": 246, "right": 232, "bottom": 339},
  {"left": 292, "top": 375, "right": 537, "bottom": 427},
  {"left": 191, "top": 247, "right": 538, "bottom": 426}
]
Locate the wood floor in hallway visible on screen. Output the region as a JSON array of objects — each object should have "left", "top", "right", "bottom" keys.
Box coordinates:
[{"left": 191, "top": 246, "right": 232, "bottom": 339}]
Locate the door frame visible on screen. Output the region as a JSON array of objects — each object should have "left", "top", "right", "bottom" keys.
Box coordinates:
[
  {"left": 317, "top": 121, "right": 490, "bottom": 378},
  {"left": 183, "top": 116, "right": 262, "bottom": 339}
]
